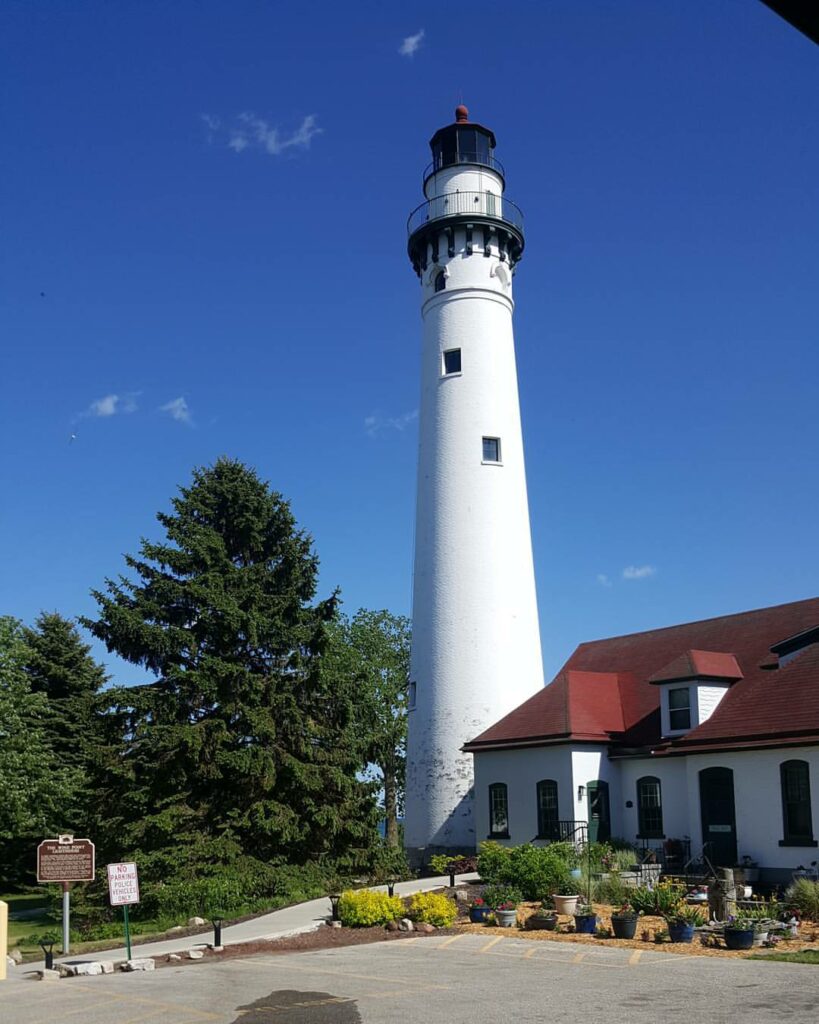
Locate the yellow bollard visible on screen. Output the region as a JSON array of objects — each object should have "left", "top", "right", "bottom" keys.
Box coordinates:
[{"left": 0, "top": 899, "right": 8, "bottom": 981}]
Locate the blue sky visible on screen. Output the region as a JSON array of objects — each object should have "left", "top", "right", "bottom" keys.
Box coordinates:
[{"left": 2, "top": 2, "right": 817, "bottom": 687}]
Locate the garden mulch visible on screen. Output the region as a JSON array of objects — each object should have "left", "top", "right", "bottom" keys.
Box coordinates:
[{"left": 455, "top": 901, "right": 819, "bottom": 960}]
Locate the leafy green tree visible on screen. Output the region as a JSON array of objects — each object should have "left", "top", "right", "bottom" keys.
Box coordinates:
[
  {"left": 82, "top": 458, "right": 379, "bottom": 879},
  {"left": 23, "top": 612, "right": 107, "bottom": 773},
  {"left": 324, "top": 610, "right": 410, "bottom": 848},
  {"left": 0, "top": 617, "right": 81, "bottom": 881}
]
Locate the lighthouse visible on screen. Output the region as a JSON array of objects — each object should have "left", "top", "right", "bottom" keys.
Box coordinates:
[{"left": 404, "top": 106, "right": 544, "bottom": 862}]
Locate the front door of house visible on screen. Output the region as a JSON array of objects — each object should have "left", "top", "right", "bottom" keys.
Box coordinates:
[
  {"left": 699, "top": 766, "right": 737, "bottom": 866},
  {"left": 587, "top": 780, "right": 610, "bottom": 843}
]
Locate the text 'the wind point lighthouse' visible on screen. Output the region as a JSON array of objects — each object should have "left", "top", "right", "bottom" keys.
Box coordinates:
[{"left": 404, "top": 106, "right": 544, "bottom": 863}]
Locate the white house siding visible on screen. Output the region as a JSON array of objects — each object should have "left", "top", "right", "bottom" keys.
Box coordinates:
[
  {"left": 472, "top": 746, "right": 574, "bottom": 846},
  {"left": 616, "top": 758, "right": 689, "bottom": 844},
  {"left": 683, "top": 746, "right": 819, "bottom": 878},
  {"left": 694, "top": 684, "right": 729, "bottom": 724},
  {"left": 570, "top": 747, "right": 620, "bottom": 835}
]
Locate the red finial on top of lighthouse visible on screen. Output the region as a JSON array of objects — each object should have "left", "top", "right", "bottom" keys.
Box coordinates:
[{"left": 455, "top": 104, "right": 469, "bottom": 123}]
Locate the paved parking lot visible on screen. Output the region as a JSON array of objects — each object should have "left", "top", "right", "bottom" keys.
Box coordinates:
[{"left": 6, "top": 933, "right": 819, "bottom": 1024}]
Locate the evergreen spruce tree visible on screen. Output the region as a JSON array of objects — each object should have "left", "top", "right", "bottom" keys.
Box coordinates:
[
  {"left": 82, "top": 458, "right": 378, "bottom": 879},
  {"left": 23, "top": 612, "right": 107, "bottom": 773}
]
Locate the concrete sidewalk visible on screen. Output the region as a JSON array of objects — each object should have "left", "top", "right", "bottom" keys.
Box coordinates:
[{"left": 7, "top": 873, "right": 478, "bottom": 981}]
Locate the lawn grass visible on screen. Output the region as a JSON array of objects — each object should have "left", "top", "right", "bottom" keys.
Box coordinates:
[
  {"left": 750, "top": 949, "right": 819, "bottom": 965},
  {"left": 1, "top": 892, "right": 56, "bottom": 952}
]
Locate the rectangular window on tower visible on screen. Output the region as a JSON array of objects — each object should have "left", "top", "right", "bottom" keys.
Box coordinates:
[
  {"left": 482, "top": 437, "right": 501, "bottom": 464},
  {"left": 442, "top": 349, "right": 462, "bottom": 375}
]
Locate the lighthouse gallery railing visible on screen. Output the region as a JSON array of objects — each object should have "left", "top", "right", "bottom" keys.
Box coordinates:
[{"left": 407, "top": 191, "right": 524, "bottom": 238}]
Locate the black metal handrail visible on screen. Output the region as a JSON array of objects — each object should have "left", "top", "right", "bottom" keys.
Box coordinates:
[
  {"left": 423, "top": 152, "right": 506, "bottom": 184},
  {"left": 536, "top": 820, "right": 589, "bottom": 844},
  {"left": 407, "top": 190, "right": 524, "bottom": 238}
]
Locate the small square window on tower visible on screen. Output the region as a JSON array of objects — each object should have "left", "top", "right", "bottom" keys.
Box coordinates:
[
  {"left": 442, "top": 349, "right": 461, "bottom": 375},
  {"left": 482, "top": 436, "right": 501, "bottom": 463}
]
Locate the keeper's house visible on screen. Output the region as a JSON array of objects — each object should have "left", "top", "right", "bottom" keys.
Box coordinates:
[{"left": 464, "top": 598, "right": 819, "bottom": 884}]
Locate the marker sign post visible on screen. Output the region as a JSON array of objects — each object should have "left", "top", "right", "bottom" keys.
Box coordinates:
[
  {"left": 37, "top": 835, "right": 95, "bottom": 955},
  {"left": 107, "top": 863, "right": 140, "bottom": 960}
]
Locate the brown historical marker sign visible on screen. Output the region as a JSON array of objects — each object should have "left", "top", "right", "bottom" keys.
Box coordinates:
[{"left": 37, "top": 834, "right": 95, "bottom": 883}]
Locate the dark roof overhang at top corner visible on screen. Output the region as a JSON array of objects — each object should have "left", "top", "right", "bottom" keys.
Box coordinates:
[
  {"left": 770, "top": 624, "right": 819, "bottom": 657},
  {"left": 428, "top": 120, "right": 497, "bottom": 151},
  {"left": 760, "top": 2, "right": 819, "bottom": 45}
]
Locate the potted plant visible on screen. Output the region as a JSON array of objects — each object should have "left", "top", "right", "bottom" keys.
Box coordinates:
[
  {"left": 483, "top": 884, "right": 522, "bottom": 928},
  {"left": 525, "top": 900, "right": 558, "bottom": 931},
  {"left": 573, "top": 902, "right": 597, "bottom": 934},
  {"left": 723, "top": 916, "right": 755, "bottom": 951},
  {"left": 664, "top": 904, "right": 706, "bottom": 944},
  {"left": 610, "top": 902, "right": 640, "bottom": 940},
  {"left": 468, "top": 897, "right": 491, "bottom": 924},
  {"left": 552, "top": 893, "right": 581, "bottom": 915}
]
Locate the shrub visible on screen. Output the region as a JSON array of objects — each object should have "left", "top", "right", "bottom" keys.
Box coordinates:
[
  {"left": 477, "top": 842, "right": 574, "bottom": 900},
  {"left": 785, "top": 878, "right": 819, "bottom": 921},
  {"left": 368, "top": 843, "right": 414, "bottom": 884},
  {"left": 629, "top": 880, "right": 686, "bottom": 917},
  {"left": 407, "top": 891, "right": 458, "bottom": 927},
  {"left": 592, "top": 874, "right": 630, "bottom": 906},
  {"left": 337, "top": 889, "right": 404, "bottom": 927},
  {"left": 482, "top": 884, "right": 523, "bottom": 909}
]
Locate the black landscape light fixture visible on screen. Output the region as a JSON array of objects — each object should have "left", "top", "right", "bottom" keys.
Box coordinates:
[
  {"left": 329, "top": 894, "right": 341, "bottom": 921},
  {"left": 211, "top": 914, "right": 224, "bottom": 948},
  {"left": 39, "top": 937, "right": 56, "bottom": 971},
  {"left": 449, "top": 869, "right": 456, "bottom": 888},
  {"left": 387, "top": 877, "right": 397, "bottom": 898}
]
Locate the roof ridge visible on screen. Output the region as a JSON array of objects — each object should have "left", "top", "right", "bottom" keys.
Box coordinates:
[{"left": 574, "top": 596, "right": 819, "bottom": 650}]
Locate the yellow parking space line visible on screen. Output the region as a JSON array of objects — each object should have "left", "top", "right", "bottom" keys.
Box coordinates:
[
  {"left": 640, "top": 955, "right": 695, "bottom": 966},
  {"left": 437, "top": 934, "right": 465, "bottom": 949},
  {"left": 479, "top": 936, "right": 505, "bottom": 953},
  {"left": 256, "top": 958, "right": 429, "bottom": 986},
  {"left": 571, "top": 952, "right": 586, "bottom": 963},
  {"left": 359, "top": 984, "right": 451, "bottom": 1000},
  {"left": 68, "top": 983, "right": 221, "bottom": 1021},
  {"left": 524, "top": 946, "right": 538, "bottom": 959},
  {"left": 628, "top": 949, "right": 643, "bottom": 966}
]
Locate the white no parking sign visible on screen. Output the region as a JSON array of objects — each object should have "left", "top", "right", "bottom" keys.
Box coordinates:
[{"left": 107, "top": 862, "right": 140, "bottom": 906}]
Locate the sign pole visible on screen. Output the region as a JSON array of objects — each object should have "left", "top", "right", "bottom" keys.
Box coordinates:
[
  {"left": 123, "top": 904, "right": 132, "bottom": 960},
  {"left": 62, "top": 882, "right": 70, "bottom": 954}
]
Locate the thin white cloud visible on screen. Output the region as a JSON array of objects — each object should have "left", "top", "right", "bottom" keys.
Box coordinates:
[
  {"left": 204, "top": 112, "right": 322, "bottom": 157},
  {"left": 596, "top": 573, "right": 612, "bottom": 588},
  {"left": 160, "top": 397, "right": 192, "bottom": 425},
  {"left": 622, "top": 565, "right": 657, "bottom": 581},
  {"left": 82, "top": 393, "right": 138, "bottom": 418},
  {"left": 365, "top": 409, "right": 418, "bottom": 437},
  {"left": 399, "top": 29, "right": 425, "bottom": 57}
]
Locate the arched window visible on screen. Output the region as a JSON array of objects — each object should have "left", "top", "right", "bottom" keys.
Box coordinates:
[
  {"left": 637, "top": 776, "right": 664, "bottom": 838},
  {"left": 536, "top": 779, "right": 559, "bottom": 840},
  {"left": 488, "top": 782, "right": 509, "bottom": 838},
  {"left": 780, "top": 760, "right": 815, "bottom": 845},
  {"left": 434, "top": 270, "right": 446, "bottom": 293}
]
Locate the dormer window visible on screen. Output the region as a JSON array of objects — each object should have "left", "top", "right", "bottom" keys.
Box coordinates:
[{"left": 668, "top": 687, "right": 691, "bottom": 731}]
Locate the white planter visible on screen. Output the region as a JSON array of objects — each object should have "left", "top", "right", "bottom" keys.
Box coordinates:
[
  {"left": 495, "top": 908, "right": 518, "bottom": 928},
  {"left": 552, "top": 895, "right": 580, "bottom": 915}
]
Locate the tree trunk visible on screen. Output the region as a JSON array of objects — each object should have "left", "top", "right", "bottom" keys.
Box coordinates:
[
  {"left": 708, "top": 868, "right": 736, "bottom": 923},
  {"left": 384, "top": 769, "right": 399, "bottom": 848}
]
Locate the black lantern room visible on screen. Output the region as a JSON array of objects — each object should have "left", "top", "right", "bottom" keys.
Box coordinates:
[{"left": 425, "top": 105, "right": 503, "bottom": 185}]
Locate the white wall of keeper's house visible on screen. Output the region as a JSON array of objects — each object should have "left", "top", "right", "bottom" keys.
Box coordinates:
[
  {"left": 472, "top": 746, "right": 575, "bottom": 845},
  {"left": 472, "top": 744, "right": 819, "bottom": 872}
]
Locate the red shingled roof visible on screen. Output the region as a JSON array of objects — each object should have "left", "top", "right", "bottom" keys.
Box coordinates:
[
  {"left": 648, "top": 649, "right": 743, "bottom": 685},
  {"left": 464, "top": 597, "right": 819, "bottom": 753}
]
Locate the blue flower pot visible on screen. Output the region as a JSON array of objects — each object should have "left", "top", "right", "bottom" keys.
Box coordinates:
[
  {"left": 724, "top": 928, "right": 754, "bottom": 950},
  {"left": 667, "top": 922, "right": 695, "bottom": 944},
  {"left": 469, "top": 905, "right": 491, "bottom": 923},
  {"left": 574, "top": 913, "right": 597, "bottom": 934}
]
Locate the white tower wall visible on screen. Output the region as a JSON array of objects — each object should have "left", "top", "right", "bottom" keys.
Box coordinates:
[{"left": 404, "top": 112, "right": 544, "bottom": 859}]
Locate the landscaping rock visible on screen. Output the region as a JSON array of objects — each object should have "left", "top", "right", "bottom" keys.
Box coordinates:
[
  {"left": 211, "top": 945, "right": 225, "bottom": 952},
  {"left": 187, "top": 916, "right": 206, "bottom": 927},
  {"left": 9, "top": 947, "right": 23, "bottom": 964},
  {"left": 384, "top": 920, "right": 399, "bottom": 932},
  {"left": 37, "top": 969, "right": 60, "bottom": 982},
  {"left": 454, "top": 890, "right": 470, "bottom": 903},
  {"left": 100, "top": 961, "right": 114, "bottom": 974},
  {"left": 186, "top": 949, "right": 205, "bottom": 960},
  {"left": 122, "top": 958, "right": 155, "bottom": 972},
  {"left": 73, "top": 962, "right": 103, "bottom": 976},
  {"left": 398, "top": 918, "right": 414, "bottom": 932},
  {"left": 167, "top": 953, "right": 182, "bottom": 962},
  {"left": 59, "top": 964, "right": 77, "bottom": 977},
  {"left": 328, "top": 921, "right": 342, "bottom": 929},
  {"left": 168, "top": 925, "right": 185, "bottom": 933},
  {"left": 419, "top": 923, "right": 436, "bottom": 933}
]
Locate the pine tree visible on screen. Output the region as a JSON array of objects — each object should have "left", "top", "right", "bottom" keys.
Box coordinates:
[
  {"left": 324, "top": 610, "right": 410, "bottom": 848},
  {"left": 81, "top": 458, "right": 378, "bottom": 879},
  {"left": 0, "top": 617, "right": 81, "bottom": 882},
  {"left": 23, "top": 612, "right": 107, "bottom": 773}
]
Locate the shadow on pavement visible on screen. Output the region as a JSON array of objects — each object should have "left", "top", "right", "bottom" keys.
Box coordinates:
[{"left": 232, "top": 989, "right": 361, "bottom": 1023}]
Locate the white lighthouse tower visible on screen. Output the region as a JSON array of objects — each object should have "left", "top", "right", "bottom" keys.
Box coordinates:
[{"left": 404, "top": 106, "right": 544, "bottom": 862}]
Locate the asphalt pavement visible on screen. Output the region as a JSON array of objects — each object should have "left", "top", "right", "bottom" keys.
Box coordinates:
[{"left": 6, "top": 930, "right": 819, "bottom": 1024}]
